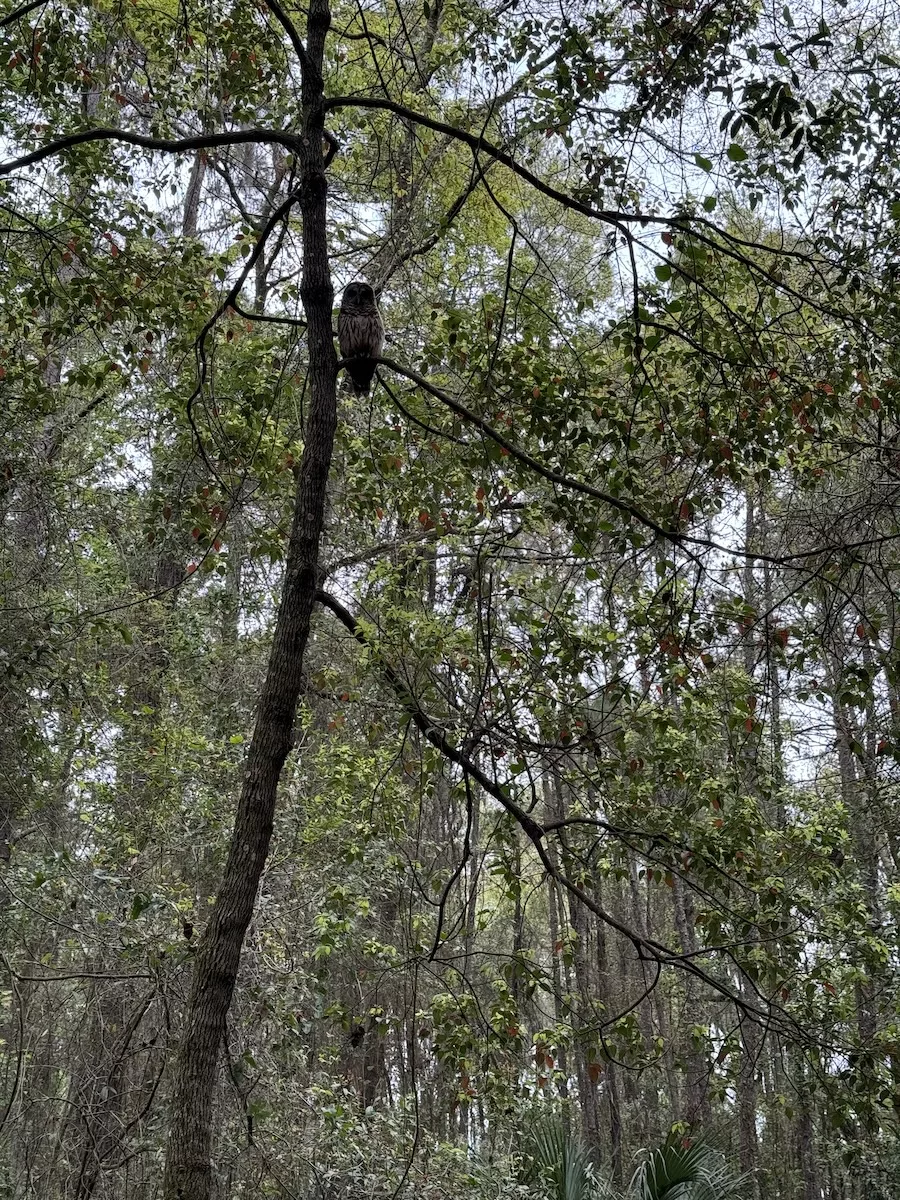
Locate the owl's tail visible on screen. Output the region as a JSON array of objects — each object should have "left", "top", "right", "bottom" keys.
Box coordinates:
[{"left": 345, "top": 358, "right": 377, "bottom": 396}]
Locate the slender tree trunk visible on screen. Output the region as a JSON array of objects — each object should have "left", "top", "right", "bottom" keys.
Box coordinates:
[
  {"left": 737, "top": 1012, "right": 762, "bottom": 1200},
  {"left": 546, "top": 870, "right": 570, "bottom": 1105},
  {"left": 671, "top": 876, "right": 711, "bottom": 1127},
  {"left": 594, "top": 905, "right": 624, "bottom": 1185},
  {"left": 182, "top": 152, "right": 207, "bottom": 237},
  {"left": 161, "top": 7, "right": 337, "bottom": 1192},
  {"left": 72, "top": 988, "right": 156, "bottom": 1200},
  {"left": 565, "top": 889, "right": 601, "bottom": 1147},
  {"left": 736, "top": 491, "right": 762, "bottom": 1197},
  {"left": 795, "top": 1058, "right": 820, "bottom": 1200}
]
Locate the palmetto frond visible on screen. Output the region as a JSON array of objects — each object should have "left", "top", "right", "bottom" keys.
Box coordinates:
[
  {"left": 523, "top": 1119, "right": 600, "bottom": 1200},
  {"left": 629, "top": 1139, "right": 748, "bottom": 1200},
  {"left": 522, "top": 1122, "right": 746, "bottom": 1200}
]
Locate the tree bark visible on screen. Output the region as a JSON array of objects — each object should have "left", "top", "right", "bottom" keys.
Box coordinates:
[
  {"left": 736, "top": 490, "right": 761, "bottom": 1197},
  {"left": 161, "top": 4, "right": 337, "bottom": 1192},
  {"left": 593, "top": 903, "right": 624, "bottom": 1185}
]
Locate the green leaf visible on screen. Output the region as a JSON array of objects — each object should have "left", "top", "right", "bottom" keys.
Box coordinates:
[
  {"left": 702, "top": 195, "right": 717, "bottom": 212},
  {"left": 694, "top": 153, "right": 713, "bottom": 172},
  {"left": 654, "top": 263, "right": 672, "bottom": 281},
  {"left": 727, "top": 143, "right": 748, "bottom": 162}
]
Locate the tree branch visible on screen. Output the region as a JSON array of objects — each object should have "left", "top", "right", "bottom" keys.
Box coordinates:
[
  {"left": 0, "top": 0, "right": 47, "bottom": 28},
  {"left": 0, "top": 128, "right": 302, "bottom": 180},
  {"left": 186, "top": 186, "right": 304, "bottom": 473},
  {"left": 375, "top": 356, "right": 900, "bottom": 567},
  {"left": 325, "top": 95, "right": 859, "bottom": 320},
  {"left": 315, "top": 587, "right": 808, "bottom": 1038},
  {"left": 325, "top": 94, "right": 637, "bottom": 228},
  {"left": 374, "top": 356, "right": 678, "bottom": 541},
  {"left": 259, "top": 0, "right": 313, "bottom": 77}
]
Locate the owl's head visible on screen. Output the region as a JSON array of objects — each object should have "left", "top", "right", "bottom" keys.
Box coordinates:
[{"left": 342, "top": 281, "right": 377, "bottom": 306}]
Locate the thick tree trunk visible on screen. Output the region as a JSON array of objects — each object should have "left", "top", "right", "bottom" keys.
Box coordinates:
[{"left": 161, "top": 6, "right": 337, "bottom": 1193}]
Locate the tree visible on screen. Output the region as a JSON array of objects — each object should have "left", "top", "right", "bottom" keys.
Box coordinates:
[{"left": 2, "top": 0, "right": 900, "bottom": 1195}]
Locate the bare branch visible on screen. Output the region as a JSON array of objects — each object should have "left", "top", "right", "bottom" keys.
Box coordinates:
[
  {"left": 325, "top": 94, "right": 639, "bottom": 228},
  {"left": 0, "top": 127, "right": 302, "bottom": 180},
  {"left": 258, "top": 0, "right": 313, "bottom": 77},
  {"left": 0, "top": 0, "right": 47, "bottom": 28},
  {"left": 325, "top": 95, "right": 859, "bottom": 323},
  {"left": 316, "top": 588, "right": 809, "bottom": 1038}
]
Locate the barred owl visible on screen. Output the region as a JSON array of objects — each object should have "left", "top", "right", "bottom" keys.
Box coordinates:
[{"left": 338, "top": 281, "right": 384, "bottom": 396}]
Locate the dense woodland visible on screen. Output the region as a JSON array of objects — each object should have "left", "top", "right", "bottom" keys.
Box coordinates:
[{"left": 1, "top": 0, "right": 900, "bottom": 1196}]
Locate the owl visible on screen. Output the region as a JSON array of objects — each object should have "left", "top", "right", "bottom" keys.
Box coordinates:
[{"left": 338, "top": 281, "right": 384, "bottom": 396}]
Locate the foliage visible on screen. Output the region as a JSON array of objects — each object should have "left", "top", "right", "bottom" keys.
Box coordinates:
[
  {"left": 629, "top": 1141, "right": 747, "bottom": 1200},
  {"left": 1, "top": 0, "right": 900, "bottom": 1193}
]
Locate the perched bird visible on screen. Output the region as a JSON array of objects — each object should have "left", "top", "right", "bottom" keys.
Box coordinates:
[{"left": 338, "top": 280, "right": 384, "bottom": 396}]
